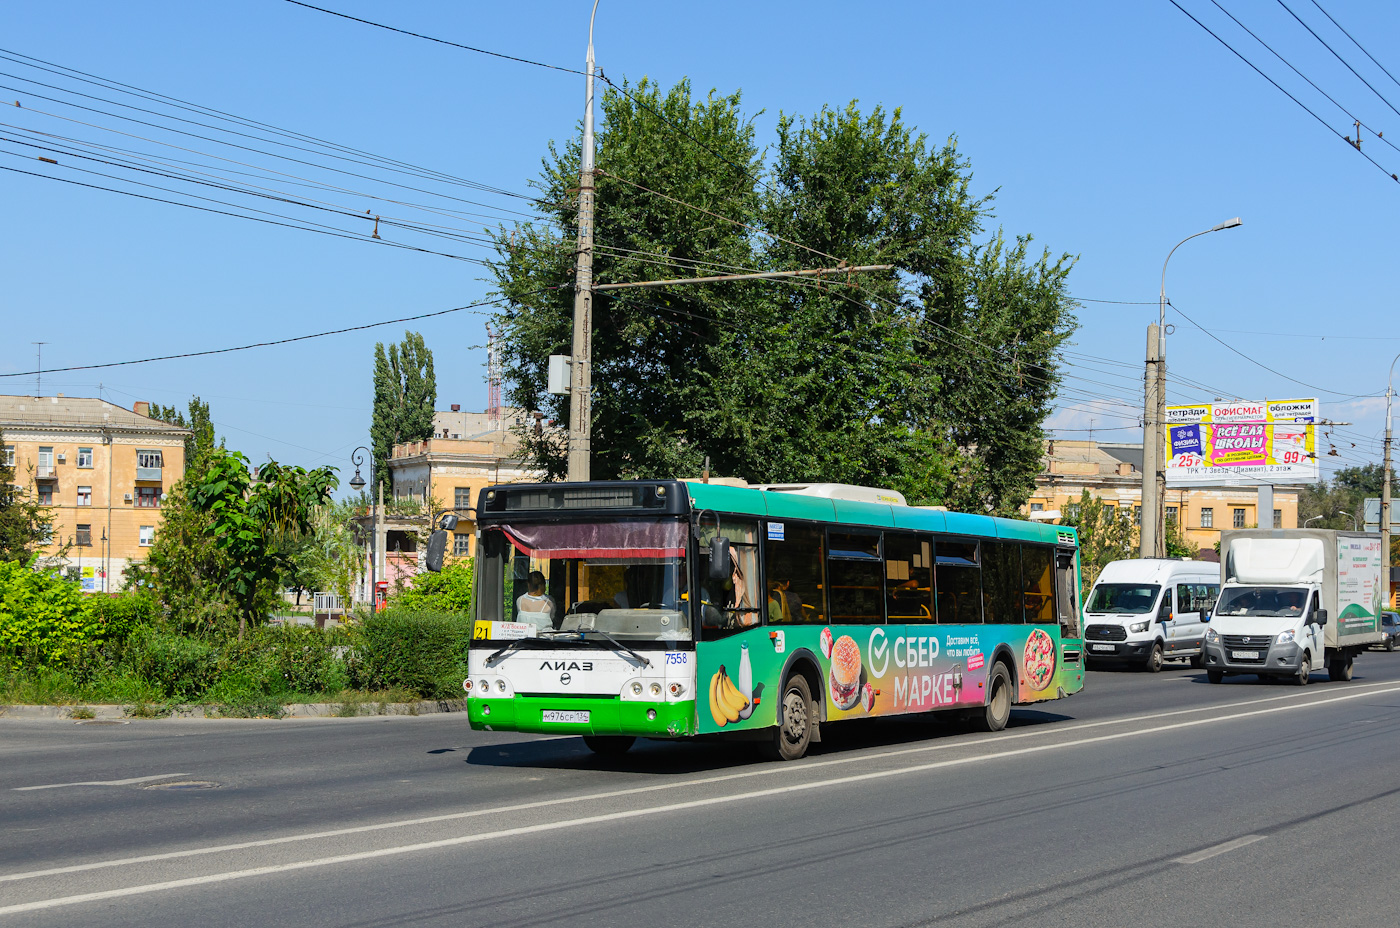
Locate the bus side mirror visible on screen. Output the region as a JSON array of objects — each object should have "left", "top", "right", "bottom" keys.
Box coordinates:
[
  {"left": 709, "top": 536, "right": 731, "bottom": 580},
  {"left": 426, "top": 530, "right": 448, "bottom": 572},
  {"left": 439, "top": 513, "right": 459, "bottom": 531}
]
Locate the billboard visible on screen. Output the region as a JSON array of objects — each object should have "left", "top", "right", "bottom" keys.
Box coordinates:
[{"left": 1166, "top": 399, "right": 1318, "bottom": 485}]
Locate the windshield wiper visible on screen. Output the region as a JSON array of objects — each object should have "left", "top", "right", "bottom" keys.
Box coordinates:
[
  {"left": 578, "top": 629, "right": 651, "bottom": 667},
  {"left": 484, "top": 639, "right": 530, "bottom": 667}
]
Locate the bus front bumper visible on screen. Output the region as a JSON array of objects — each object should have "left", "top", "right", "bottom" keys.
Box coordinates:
[{"left": 469, "top": 696, "right": 697, "bottom": 738}]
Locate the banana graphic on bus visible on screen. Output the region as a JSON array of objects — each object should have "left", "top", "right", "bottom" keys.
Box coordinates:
[{"left": 708, "top": 665, "right": 752, "bottom": 727}]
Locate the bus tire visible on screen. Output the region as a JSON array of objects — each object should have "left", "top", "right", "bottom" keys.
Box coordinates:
[
  {"left": 763, "top": 673, "right": 814, "bottom": 761},
  {"left": 582, "top": 735, "right": 635, "bottom": 755},
  {"left": 1145, "top": 642, "right": 1165, "bottom": 673},
  {"left": 970, "top": 662, "right": 1012, "bottom": 733}
]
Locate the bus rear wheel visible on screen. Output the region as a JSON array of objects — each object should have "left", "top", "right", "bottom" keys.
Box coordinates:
[
  {"left": 763, "top": 673, "right": 814, "bottom": 761},
  {"left": 970, "top": 662, "right": 1012, "bottom": 733},
  {"left": 583, "top": 735, "right": 635, "bottom": 755}
]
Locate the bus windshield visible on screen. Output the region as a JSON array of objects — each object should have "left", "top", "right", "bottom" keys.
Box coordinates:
[
  {"left": 477, "top": 520, "right": 691, "bottom": 642},
  {"left": 1085, "top": 583, "right": 1161, "bottom": 614}
]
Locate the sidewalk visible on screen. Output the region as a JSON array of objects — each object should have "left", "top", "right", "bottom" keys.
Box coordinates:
[{"left": 0, "top": 699, "right": 467, "bottom": 720}]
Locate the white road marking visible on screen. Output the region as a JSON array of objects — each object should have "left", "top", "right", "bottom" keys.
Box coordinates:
[
  {"left": 11, "top": 774, "right": 189, "bottom": 792},
  {"left": 3, "top": 683, "right": 1398, "bottom": 916},
  {"left": 1174, "top": 834, "right": 1266, "bottom": 864},
  {"left": 5, "top": 680, "right": 1398, "bottom": 886}
]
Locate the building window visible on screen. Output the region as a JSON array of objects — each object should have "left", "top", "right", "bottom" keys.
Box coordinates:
[
  {"left": 3, "top": 445, "right": 13, "bottom": 467},
  {"left": 1134, "top": 505, "right": 1142, "bottom": 526},
  {"left": 1201, "top": 507, "right": 1214, "bottom": 528},
  {"left": 77, "top": 447, "right": 93, "bottom": 468},
  {"left": 1274, "top": 508, "right": 1282, "bottom": 529},
  {"left": 136, "top": 486, "right": 160, "bottom": 508},
  {"left": 40, "top": 525, "right": 53, "bottom": 544},
  {"left": 137, "top": 450, "right": 163, "bottom": 469},
  {"left": 139, "top": 525, "right": 155, "bottom": 547},
  {"left": 1029, "top": 502, "right": 1044, "bottom": 512},
  {"left": 1103, "top": 503, "right": 1116, "bottom": 517},
  {"left": 77, "top": 486, "right": 92, "bottom": 506},
  {"left": 76, "top": 524, "right": 92, "bottom": 547},
  {"left": 38, "top": 446, "right": 54, "bottom": 467},
  {"left": 455, "top": 487, "right": 472, "bottom": 510},
  {"left": 1166, "top": 505, "right": 1179, "bottom": 523},
  {"left": 37, "top": 484, "right": 53, "bottom": 506},
  {"left": 453, "top": 533, "right": 470, "bottom": 556},
  {"left": 1064, "top": 503, "right": 1080, "bottom": 520},
  {"left": 1233, "top": 508, "right": 1247, "bottom": 529}
]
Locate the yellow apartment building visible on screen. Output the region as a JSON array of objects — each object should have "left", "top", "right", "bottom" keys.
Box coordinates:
[
  {"left": 1022, "top": 440, "right": 1299, "bottom": 557},
  {"left": 2, "top": 395, "right": 190, "bottom": 591}
]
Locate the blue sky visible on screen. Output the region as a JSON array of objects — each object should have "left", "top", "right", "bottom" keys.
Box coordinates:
[{"left": 4, "top": 0, "right": 1399, "bottom": 486}]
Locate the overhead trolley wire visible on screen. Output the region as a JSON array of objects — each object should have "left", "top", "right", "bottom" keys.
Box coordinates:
[
  {"left": 1307, "top": 1, "right": 1400, "bottom": 95},
  {"left": 1275, "top": 0, "right": 1400, "bottom": 121}
]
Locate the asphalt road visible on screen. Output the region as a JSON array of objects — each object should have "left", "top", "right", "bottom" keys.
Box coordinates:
[{"left": 5, "top": 653, "right": 1400, "bottom": 927}]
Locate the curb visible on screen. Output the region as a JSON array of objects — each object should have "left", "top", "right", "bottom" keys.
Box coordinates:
[{"left": 0, "top": 699, "right": 468, "bottom": 721}]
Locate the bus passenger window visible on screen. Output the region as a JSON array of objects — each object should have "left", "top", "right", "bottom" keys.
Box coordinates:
[
  {"left": 698, "top": 519, "right": 760, "bottom": 640},
  {"left": 1021, "top": 544, "right": 1054, "bottom": 624},
  {"left": 764, "top": 522, "right": 826, "bottom": 624},
  {"left": 982, "top": 541, "right": 1023, "bottom": 624},
  {"left": 885, "top": 533, "right": 933, "bottom": 622},
  {"left": 935, "top": 537, "right": 982, "bottom": 624},
  {"left": 828, "top": 530, "right": 884, "bottom": 624}
]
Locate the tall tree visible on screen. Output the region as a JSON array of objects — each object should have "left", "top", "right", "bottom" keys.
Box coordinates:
[
  {"left": 151, "top": 396, "right": 221, "bottom": 471},
  {"left": 0, "top": 430, "right": 51, "bottom": 564},
  {"left": 489, "top": 81, "right": 1077, "bottom": 512},
  {"left": 370, "top": 331, "right": 437, "bottom": 496}
]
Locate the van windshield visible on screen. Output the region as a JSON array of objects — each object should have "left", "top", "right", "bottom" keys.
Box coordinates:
[
  {"left": 1086, "top": 583, "right": 1161, "bottom": 614},
  {"left": 1215, "top": 586, "right": 1308, "bottom": 618}
]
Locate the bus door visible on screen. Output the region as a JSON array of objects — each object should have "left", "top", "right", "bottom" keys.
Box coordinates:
[{"left": 1055, "top": 548, "right": 1082, "bottom": 667}]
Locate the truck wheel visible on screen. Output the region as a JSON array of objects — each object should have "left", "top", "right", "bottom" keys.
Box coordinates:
[
  {"left": 762, "top": 673, "right": 814, "bottom": 761},
  {"left": 1207, "top": 670, "right": 1224, "bottom": 684},
  {"left": 1328, "top": 655, "right": 1354, "bottom": 682},
  {"left": 1387, "top": 639, "right": 1395, "bottom": 652},
  {"left": 582, "top": 736, "right": 635, "bottom": 755},
  {"left": 970, "top": 662, "right": 1013, "bottom": 732},
  {"left": 1294, "top": 653, "right": 1311, "bottom": 686},
  {"left": 1145, "top": 643, "right": 1164, "bottom": 673},
  {"left": 1189, "top": 650, "right": 1205, "bottom": 669}
]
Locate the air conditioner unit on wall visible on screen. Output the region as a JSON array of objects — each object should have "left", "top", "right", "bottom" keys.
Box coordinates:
[
  {"left": 56, "top": 453, "right": 66, "bottom": 463},
  {"left": 123, "top": 493, "right": 133, "bottom": 503}
]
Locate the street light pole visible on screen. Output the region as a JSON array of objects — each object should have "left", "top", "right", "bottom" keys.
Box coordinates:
[
  {"left": 1383, "top": 352, "right": 1400, "bottom": 603},
  {"left": 566, "top": 0, "right": 601, "bottom": 482},
  {"left": 1142, "top": 217, "right": 1243, "bottom": 559},
  {"left": 349, "top": 447, "right": 374, "bottom": 604}
]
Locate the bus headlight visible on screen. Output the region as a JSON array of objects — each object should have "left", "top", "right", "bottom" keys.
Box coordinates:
[
  {"left": 631, "top": 682, "right": 644, "bottom": 696},
  {"left": 649, "top": 682, "right": 663, "bottom": 697},
  {"left": 496, "top": 680, "right": 508, "bottom": 692},
  {"left": 1128, "top": 621, "right": 1148, "bottom": 633}
]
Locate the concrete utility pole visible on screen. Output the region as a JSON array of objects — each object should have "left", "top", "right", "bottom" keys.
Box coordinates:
[
  {"left": 1384, "top": 353, "right": 1400, "bottom": 594},
  {"left": 566, "top": 0, "right": 601, "bottom": 482},
  {"left": 1143, "top": 217, "right": 1242, "bottom": 557},
  {"left": 1140, "top": 324, "right": 1162, "bottom": 558}
]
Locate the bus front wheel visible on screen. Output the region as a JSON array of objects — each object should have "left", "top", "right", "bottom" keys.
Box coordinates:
[
  {"left": 763, "top": 673, "right": 814, "bottom": 761},
  {"left": 970, "top": 662, "right": 1012, "bottom": 733}
]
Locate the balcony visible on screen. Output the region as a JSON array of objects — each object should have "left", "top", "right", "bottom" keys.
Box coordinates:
[
  {"left": 35, "top": 465, "right": 57, "bottom": 480},
  {"left": 135, "top": 466, "right": 163, "bottom": 482}
]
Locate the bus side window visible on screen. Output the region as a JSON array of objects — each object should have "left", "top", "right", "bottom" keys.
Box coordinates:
[
  {"left": 935, "top": 537, "right": 982, "bottom": 624},
  {"left": 885, "top": 532, "right": 933, "bottom": 622},
  {"left": 1020, "top": 544, "right": 1054, "bottom": 624},
  {"left": 1158, "top": 588, "right": 1173, "bottom": 621},
  {"left": 982, "top": 541, "right": 1023, "bottom": 624},
  {"left": 764, "top": 522, "right": 827, "bottom": 625}
]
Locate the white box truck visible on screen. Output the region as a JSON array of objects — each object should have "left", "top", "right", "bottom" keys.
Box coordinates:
[{"left": 1203, "top": 529, "right": 1385, "bottom": 684}]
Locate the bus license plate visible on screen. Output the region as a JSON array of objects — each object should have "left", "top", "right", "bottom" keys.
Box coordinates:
[
  {"left": 542, "top": 710, "right": 589, "bottom": 724},
  {"left": 1090, "top": 644, "right": 1115, "bottom": 652},
  {"left": 1230, "top": 650, "right": 1260, "bottom": 660}
]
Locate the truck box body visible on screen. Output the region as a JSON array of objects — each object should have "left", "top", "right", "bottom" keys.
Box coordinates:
[{"left": 1219, "top": 529, "right": 1384, "bottom": 651}]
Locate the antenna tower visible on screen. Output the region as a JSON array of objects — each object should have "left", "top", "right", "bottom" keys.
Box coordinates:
[{"left": 486, "top": 324, "right": 502, "bottom": 424}]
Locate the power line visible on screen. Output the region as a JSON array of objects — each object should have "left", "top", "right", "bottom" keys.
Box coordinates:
[
  {"left": 0, "top": 294, "right": 536, "bottom": 379},
  {"left": 1167, "top": 0, "right": 1400, "bottom": 184},
  {"left": 1308, "top": 1, "right": 1400, "bottom": 96},
  {"left": 281, "top": 0, "right": 587, "bottom": 76},
  {"left": 1275, "top": 0, "right": 1400, "bottom": 120}
]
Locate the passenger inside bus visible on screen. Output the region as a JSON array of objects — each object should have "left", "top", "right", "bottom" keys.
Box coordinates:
[
  {"left": 515, "top": 571, "right": 555, "bottom": 632},
  {"left": 767, "top": 578, "right": 804, "bottom": 623}
]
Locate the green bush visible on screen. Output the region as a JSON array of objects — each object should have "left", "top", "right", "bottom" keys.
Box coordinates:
[
  {"left": 390, "top": 560, "right": 473, "bottom": 615},
  {"left": 0, "top": 559, "right": 102, "bottom": 668},
  {"left": 122, "top": 628, "right": 219, "bottom": 701},
  {"left": 350, "top": 608, "right": 471, "bottom": 698}
]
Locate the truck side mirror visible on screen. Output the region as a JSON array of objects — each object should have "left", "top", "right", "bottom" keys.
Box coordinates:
[
  {"left": 425, "top": 530, "right": 448, "bottom": 572},
  {"left": 1315, "top": 609, "right": 1328, "bottom": 626},
  {"left": 708, "top": 536, "right": 731, "bottom": 580}
]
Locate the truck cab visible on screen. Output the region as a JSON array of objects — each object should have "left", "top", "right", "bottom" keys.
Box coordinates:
[
  {"left": 1202, "top": 582, "right": 1326, "bottom": 684},
  {"left": 1082, "top": 559, "right": 1219, "bottom": 672}
]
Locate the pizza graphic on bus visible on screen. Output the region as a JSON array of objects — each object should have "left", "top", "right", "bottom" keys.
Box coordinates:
[{"left": 1023, "top": 628, "right": 1056, "bottom": 691}]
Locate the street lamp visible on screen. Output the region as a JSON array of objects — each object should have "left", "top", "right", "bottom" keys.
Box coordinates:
[
  {"left": 1381, "top": 352, "right": 1400, "bottom": 588},
  {"left": 1141, "top": 217, "right": 1244, "bottom": 560},
  {"left": 1305, "top": 515, "right": 1324, "bottom": 527},
  {"left": 1336, "top": 510, "right": 1358, "bottom": 531},
  {"left": 349, "top": 446, "right": 375, "bottom": 603}
]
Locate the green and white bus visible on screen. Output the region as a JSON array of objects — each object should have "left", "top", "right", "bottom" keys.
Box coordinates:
[{"left": 463, "top": 480, "right": 1084, "bottom": 760}]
